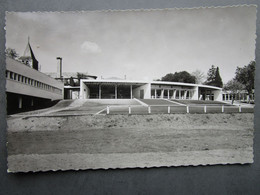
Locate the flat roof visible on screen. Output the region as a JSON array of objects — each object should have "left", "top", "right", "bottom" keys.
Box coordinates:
[
  {"left": 81, "top": 79, "right": 148, "bottom": 85},
  {"left": 81, "top": 79, "right": 222, "bottom": 90}
]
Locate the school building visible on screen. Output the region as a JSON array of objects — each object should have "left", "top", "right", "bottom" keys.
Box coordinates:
[{"left": 79, "top": 79, "right": 223, "bottom": 101}]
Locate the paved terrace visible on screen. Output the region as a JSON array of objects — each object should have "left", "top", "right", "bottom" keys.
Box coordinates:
[{"left": 9, "top": 99, "right": 254, "bottom": 118}]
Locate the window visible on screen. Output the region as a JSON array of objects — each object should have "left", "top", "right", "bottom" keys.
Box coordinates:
[
  {"left": 5, "top": 71, "right": 8, "bottom": 78},
  {"left": 10, "top": 72, "right": 13, "bottom": 79}
]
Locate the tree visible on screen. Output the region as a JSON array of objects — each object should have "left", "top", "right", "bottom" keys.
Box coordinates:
[
  {"left": 224, "top": 79, "right": 244, "bottom": 93},
  {"left": 161, "top": 71, "right": 196, "bottom": 83},
  {"left": 205, "top": 65, "right": 216, "bottom": 85},
  {"left": 234, "top": 61, "right": 255, "bottom": 100},
  {"left": 215, "top": 67, "right": 223, "bottom": 88},
  {"left": 191, "top": 69, "right": 206, "bottom": 84},
  {"left": 5, "top": 48, "right": 19, "bottom": 59},
  {"left": 204, "top": 65, "right": 223, "bottom": 88},
  {"left": 224, "top": 79, "right": 245, "bottom": 104},
  {"left": 77, "top": 72, "right": 89, "bottom": 79}
]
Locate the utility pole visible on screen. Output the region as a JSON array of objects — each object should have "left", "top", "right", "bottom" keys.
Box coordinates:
[{"left": 56, "top": 57, "right": 62, "bottom": 79}]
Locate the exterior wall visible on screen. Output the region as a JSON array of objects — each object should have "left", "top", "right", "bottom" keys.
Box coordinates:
[
  {"left": 132, "top": 83, "right": 151, "bottom": 99},
  {"left": 213, "top": 89, "right": 222, "bottom": 101},
  {"left": 192, "top": 86, "right": 199, "bottom": 100},
  {"left": 79, "top": 81, "right": 90, "bottom": 99},
  {"left": 72, "top": 91, "right": 80, "bottom": 99},
  {"left": 6, "top": 57, "right": 63, "bottom": 100},
  {"left": 64, "top": 88, "right": 80, "bottom": 99}
]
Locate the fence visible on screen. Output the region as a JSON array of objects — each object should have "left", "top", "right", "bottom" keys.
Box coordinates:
[{"left": 105, "top": 104, "right": 250, "bottom": 115}]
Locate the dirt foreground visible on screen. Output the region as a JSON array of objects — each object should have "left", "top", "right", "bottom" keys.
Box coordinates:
[{"left": 7, "top": 113, "right": 254, "bottom": 172}]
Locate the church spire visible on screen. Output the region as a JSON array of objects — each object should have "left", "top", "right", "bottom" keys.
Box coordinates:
[{"left": 23, "top": 36, "right": 39, "bottom": 70}]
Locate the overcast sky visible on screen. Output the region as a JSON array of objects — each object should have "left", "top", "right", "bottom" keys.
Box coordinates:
[{"left": 5, "top": 5, "right": 256, "bottom": 83}]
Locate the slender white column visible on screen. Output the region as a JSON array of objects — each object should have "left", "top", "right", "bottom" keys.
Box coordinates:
[
  {"left": 184, "top": 90, "right": 187, "bottom": 99},
  {"left": 173, "top": 89, "right": 176, "bottom": 99},
  {"left": 155, "top": 89, "right": 157, "bottom": 99},
  {"left": 167, "top": 90, "right": 170, "bottom": 99},
  {"left": 18, "top": 96, "right": 22, "bottom": 109},
  {"left": 70, "top": 90, "right": 72, "bottom": 99},
  {"left": 99, "top": 85, "right": 101, "bottom": 99},
  {"left": 161, "top": 89, "right": 164, "bottom": 99},
  {"left": 130, "top": 85, "right": 133, "bottom": 99}
]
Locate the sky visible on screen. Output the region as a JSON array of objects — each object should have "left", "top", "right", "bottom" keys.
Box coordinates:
[{"left": 5, "top": 5, "right": 257, "bottom": 83}]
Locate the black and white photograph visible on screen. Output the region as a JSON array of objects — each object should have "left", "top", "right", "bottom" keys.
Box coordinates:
[{"left": 5, "top": 5, "right": 256, "bottom": 172}]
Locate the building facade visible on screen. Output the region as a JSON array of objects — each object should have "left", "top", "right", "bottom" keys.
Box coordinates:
[
  {"left": 79, "top": 79, "right": 222, "bottom": 101},
  {"left": 6, "top": 57, "right": 64, "bottom": 114},
  {"left": 222, "top": 90, "right": 255, "bottom": 103}
]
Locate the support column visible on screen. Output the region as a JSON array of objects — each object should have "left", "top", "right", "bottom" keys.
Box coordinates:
[
  {"left": 70, "top": 90, "right": 72, "bottom": 99},
  {"left": 167, "top": 90, "right": 170, "bottom": 99},
  {"left": 184, "top": 90, "right": 187, "bottom": 99},
  {"left": 160, "top": 89, "right": 164, "bottom": 99},
  {"left": 18, "top": 96, "right": 22, "bottom": 109},
  {"left": 155, "top": 89, "right": 157, "bottom": 99},
  {"left": 99, "top": 85, "right": 101, "bottom": 99},
  {"left": 31, "top": 98, "right": 34, "bottom": 106},
  {"left": 173, "top": 89, "right": 176, "bottom": 99},
  {"left": 115, "top": 85, "right": 117, "bottom": 99},
  {"left": 130, "top": 85, "right": 133, "bottom": 99}
]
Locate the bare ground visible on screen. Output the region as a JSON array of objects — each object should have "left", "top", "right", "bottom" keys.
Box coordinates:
[{"left": 7, "top": 113, "right": 254, "bottom": 172}]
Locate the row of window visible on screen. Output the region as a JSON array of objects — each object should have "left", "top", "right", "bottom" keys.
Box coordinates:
[
  {"left": 151, "top": 89, "right": 193, "bottom": 99},
  {"left": 6, "top": 70, "right": 62, "bottom": 95},
  {"left": 222, "top": 93, "right": 255, "bottom": 100}
]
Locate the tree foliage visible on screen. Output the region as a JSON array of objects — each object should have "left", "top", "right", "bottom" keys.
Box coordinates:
[
  {"left": 191, "top": 69, "right": 206, "bottom": 84},
  {"left": 234, "top": 61, "right": 255, "bottom": 95},
  {"left": 204, "top": 65, "right": 223, "bottom": 88},
  {"left": 5, "top": 48, "right": 19, "bottom": 59},
  {"left": 224, "top": 79, "right": 245, "bottom": 93},
  {"left": 161, "top": 71, "right": 196, "bottom": 83},
  {"left": 77, "top": 72, "right": 89, "bottom": 79}
]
